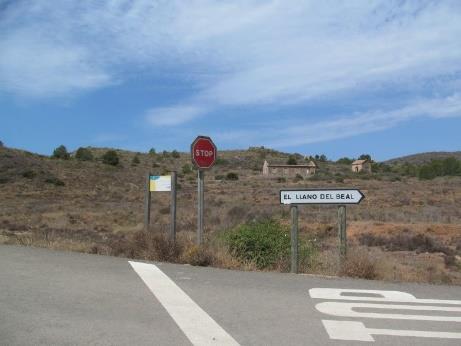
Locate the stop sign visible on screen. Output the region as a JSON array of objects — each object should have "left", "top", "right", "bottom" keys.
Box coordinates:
[{"left": 191, "top": 136, "right": 217, "bottom": 169}]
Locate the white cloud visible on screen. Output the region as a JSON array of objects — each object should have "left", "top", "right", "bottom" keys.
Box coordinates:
[
  {"left": 214, "top": 94, "right": 461, "bottom": 147},
  {"left": 1, "top": 1, "right": 460, "bottom": 102},
  {"left": 146, "top": 105, "right": 206, "bottom": 126}
]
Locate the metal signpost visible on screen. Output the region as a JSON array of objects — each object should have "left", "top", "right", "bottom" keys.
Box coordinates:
[
  {"left": 191, "top": 136, "right": 217, "bottom": 245},
  {"left": 280, "top": 188, "right": 365, "bottom": 273},
  {"left": 144, "top": 172, "right": 177, "bottom": 242}
]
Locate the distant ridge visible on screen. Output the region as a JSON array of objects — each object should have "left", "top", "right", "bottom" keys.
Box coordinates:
[{"left": 386, "top": 151, "right": 461, "bottom": 165}]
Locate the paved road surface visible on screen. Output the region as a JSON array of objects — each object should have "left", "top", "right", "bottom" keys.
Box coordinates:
[{"left": 1, "top": 245, "right": 460, "bottom": 345}]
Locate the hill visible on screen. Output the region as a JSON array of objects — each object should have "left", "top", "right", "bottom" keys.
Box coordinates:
[
  {"left": 1, "top": 145, "right": 461, "bottom": 285},
  {"left": 386, "top": 151, "right": 461, "bottom": 165}
]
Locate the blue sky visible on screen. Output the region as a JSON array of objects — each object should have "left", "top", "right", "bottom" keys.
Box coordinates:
[{"left": 1, "top": 0, "right": 461, "bottom": 161}]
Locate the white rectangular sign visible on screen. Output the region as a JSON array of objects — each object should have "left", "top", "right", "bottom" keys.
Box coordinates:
[
  {"left": 150, "top": 175, "right": 171, "bottom": 192},
  {"left": 280, "top": 189, "right": 364, "bottom": 205}
]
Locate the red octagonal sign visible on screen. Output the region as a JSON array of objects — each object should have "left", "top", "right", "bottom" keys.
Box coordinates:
[{"left": 191, "top": 136, "right": 217, "bottom": 169}]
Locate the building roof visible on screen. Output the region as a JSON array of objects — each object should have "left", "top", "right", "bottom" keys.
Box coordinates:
[
  {"left": 352, "top": 159, "right": 369, "bottom": 165},
  {"left": 266, "top": 160, "right": 317, "bottom": 168}
]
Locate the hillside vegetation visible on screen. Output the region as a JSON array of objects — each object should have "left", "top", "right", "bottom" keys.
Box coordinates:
[{"left": 1, "top": 145, "right": 461, "bottom": 284}]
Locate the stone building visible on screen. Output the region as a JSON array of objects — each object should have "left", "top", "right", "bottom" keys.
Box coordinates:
[
  {"left": 262, "top": 160, "right": 317, "bottom": 177},
  {"left": 351, "top": 159, "right": 372, "bottom": 173}
]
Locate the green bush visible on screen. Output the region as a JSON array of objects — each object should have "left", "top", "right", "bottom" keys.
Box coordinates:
[
  {"left": 336, "top": 157, "right": 353, "bottom": 164},
  {"left": 52, "top": 145, "right": 70, "bottom": 160},
  {"left": 182, "top": 164, "right": 193, "bottom": 174},
  {"left": 102, "top": 150, "right": 119, "bottom": 166},
  {"left": 418, "top": 157, "right": 461, "bottom": 180},
  {"left": 171, "top": 150, "right": 180, "bottom": 158},
  {"left": 148, "top": 148, "right": 156, "bottom": 155},
  {"left": 286, "top": 155, "right": 297, "bottom": 165},
  {"left": 75, "top": 147, "right": 93, "bottom": 161},
  {"left": 224, "top": 220, "right": 290, "bottom": 269},
  {"left": 226, "top": 172, "right": 239, "bottom": 181}
]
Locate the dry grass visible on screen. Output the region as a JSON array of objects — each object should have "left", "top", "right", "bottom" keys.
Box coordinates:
[{"left": 1, "top": 146, "right": 461, "bottom": 284}]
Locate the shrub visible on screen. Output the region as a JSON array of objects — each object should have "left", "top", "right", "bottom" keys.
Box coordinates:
[
  {"left": 0, "top": 140, "right": 3, "bottom": 147},
  {"left": 358, "top": 232, "right": 452, "bottom": 255},
  {"left": 44, "top": 176, "right": 65, "bottom": 186},
  {"left": 224, "top": 220, "right": 290, "bottom": 269},
  {"left": 131, "top": 154, "right": 140, "bottom": 166},
  {"left": 182, "top": 164, "right": 193, "bottom": 174},
  {"left": 215, "top": 175, "right": 225, "bottom": 180},
  {"left": 171, "top": 150, "right": 180, "bottom": 158},
  {"left": 102, "top": 150, "right": 119, "bottom": 166},
  {"left": 277, "top": 177, "right": 286, "bottom": 183},
  {"left": 22, "top": 170, "right": 36, "bottom": 179},
  {"left": 339, "top": 249, "right": 377, "bottom": 279},
  {"left": 148, "top": 148, "right": 156, "bottom": 155},
  {"left": 294, "top": 174, "right": 303, "bottom": 182},
  {"left": 226, "top": 172, "right": 239, "bottom": 181},
  {"left": 215, "top": 157, "right": 229, "bottom": 165},
  {"left": 75, "top": 147, "right": 93, "bottom": 161},
  {"left": 287, "top": 155, "right": 297, "bottom": 165},
  {"left": 182, "top": 245, "right": 214, "bottom": 266},
  {"left": 52, "top": 145, "right": 70, "bottom": 160},
  {"left": 336, "top": 157, "right": 353, "bottom": 164},
  {"left": 162, "top": 150, "right": 170, "bottom": 158}
]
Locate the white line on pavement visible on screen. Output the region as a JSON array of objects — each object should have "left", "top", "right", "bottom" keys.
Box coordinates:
[
  {"left": 129, "top": 261, "right": 240, "bottom": 346},
  {"left": 322, "top": 320, "right": 461, "bottom": 342}
]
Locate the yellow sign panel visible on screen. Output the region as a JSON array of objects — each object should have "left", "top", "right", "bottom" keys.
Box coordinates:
[{"left": 150, "top": 175, "right": 171, "bottom": 192}]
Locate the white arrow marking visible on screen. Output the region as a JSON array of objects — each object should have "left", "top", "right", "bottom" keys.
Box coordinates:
[
  {"left": 322, "top": 320, "right": 461, "bottom": 342},
  {"left": 316, "top": 302, "right": 461, "bottom": 322},
  {"left": 309, "top": 288, "right": 461, "bottom": 305},
  {"left": 129, "top": 261, "right": 240, "bottom": 346}
]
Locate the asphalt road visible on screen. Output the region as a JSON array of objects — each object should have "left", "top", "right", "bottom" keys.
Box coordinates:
[{"left": 1, "top": 245, "right": 460, "bottom": 346}]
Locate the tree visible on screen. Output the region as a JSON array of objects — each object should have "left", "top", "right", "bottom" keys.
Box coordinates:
[
  {"left": 162, "top": 150, "right": 170, "bottom": 158},
  {"left": 286, "top": 155, "right": 297, "bottom": 165},
  {"left": 171, "top": 150, "right": 180, "bottom": 158},
  {"left": 52, "top": 145, "right": 70, "bottom": 160},
  {"left": 319, "top": 154, "right": 327, "bottom": 162},
  {"left": 102, "top": 150, "right": 119, "bottom": 166},
  {"left": 149, "top": 148, "right": 156, "bottom": 155},
  {"left": 337, "top": 157, "right": 353, "bottom": 164},
  {"left": 75, "top": 147, "right": 93, "bottom": 161},
  {"left": 359, "top": 154, "right": 372, "bottom": 161},
  {"left": 0, "top": 140, "right": 3, "bottom": 147}
]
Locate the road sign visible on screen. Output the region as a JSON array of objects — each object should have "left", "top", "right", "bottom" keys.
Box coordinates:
[
  {"left": 149, "top": 175, "right": 171, "bottom": 192},
  {"left": 280, "top": 189, "right": 364, "bottom": 205},
  {"left": 191, "top": 136, "right": 217, "bottom": 169}
]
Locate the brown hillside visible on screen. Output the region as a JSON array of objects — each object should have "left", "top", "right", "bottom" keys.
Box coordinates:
[{"left": 1, "top": 145, "right": 461, "bottom": 284}]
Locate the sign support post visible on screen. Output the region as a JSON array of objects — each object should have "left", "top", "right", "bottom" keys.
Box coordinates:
[
  {"left": 170, "top": 171, "right": 177, "bottom": 242},
  {"left": 191, "top": 135, "right": 217, "bottom": 246},
  {"left": 280, "top": 189, "right": 364, "bottom": 273},
  {"left": 338, "top": 205, "right": 347, "bottom": 258},
  {"left": 290, "top": 205, "right": 299, "bottom": 274},
  {"left": 197, "top": 170, "right": 204, "bottom": 245},
  {"left": 144, "top": 172, "right": 151, "bottom": 231}
]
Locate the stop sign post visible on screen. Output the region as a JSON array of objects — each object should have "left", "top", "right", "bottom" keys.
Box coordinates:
[{"left": 191, "top": 136, "right": 217, "bottom": 245}]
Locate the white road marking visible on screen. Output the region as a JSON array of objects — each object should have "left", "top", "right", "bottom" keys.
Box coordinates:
[
  {"left": 316, "top": 301, "right": 461, "bottom": 322},
  {"left": 322, "top": 320, "right": 461, "bottom": 342},
  {"left": 310, "top": 288, "right": 461, "bottom": 342},
  {"left": 309, "top": 288, "right": 461, "bottom": 305},
  {"left": 129, "top": 261, "right": 240, "bottom": 346}
]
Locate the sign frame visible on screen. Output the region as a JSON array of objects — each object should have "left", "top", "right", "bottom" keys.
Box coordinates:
[{"left": 280, "top": 188, "right": 365, "bottom": 205}]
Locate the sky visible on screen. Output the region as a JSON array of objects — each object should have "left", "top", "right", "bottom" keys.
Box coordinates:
[{"left": 1, "top": 0, "right": 461, "bottom": 161}]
